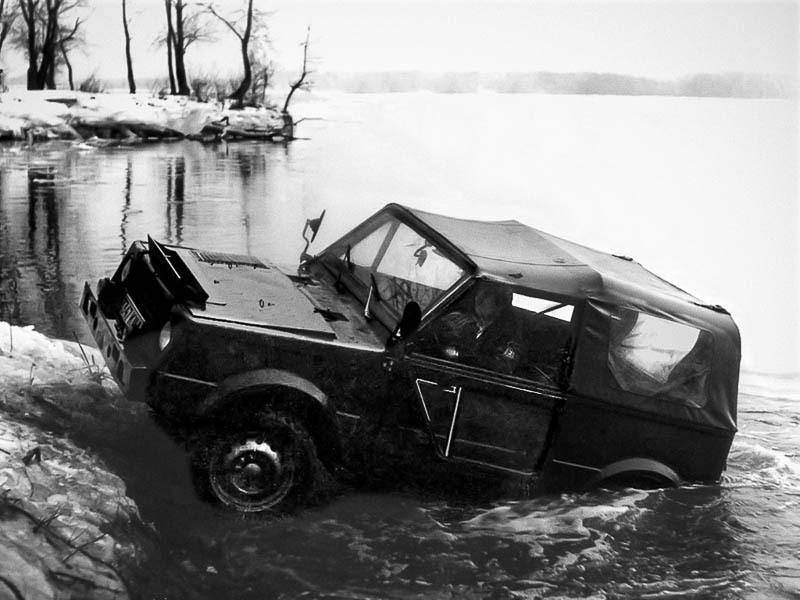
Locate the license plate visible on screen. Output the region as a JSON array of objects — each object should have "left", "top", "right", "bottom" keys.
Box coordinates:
[{"left": 119, "top": 294, "right": 145, "bottom": 334}]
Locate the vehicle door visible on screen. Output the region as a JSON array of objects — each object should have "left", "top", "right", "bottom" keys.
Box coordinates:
[
  {"left": 404, "top": 355, "right": 559, "bottom": 474},
  {"left": 402, "top": 283, "right": 577, "bottom": 475}
]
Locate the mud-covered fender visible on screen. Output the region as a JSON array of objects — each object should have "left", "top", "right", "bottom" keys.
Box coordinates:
[
  {"left": 592, "top": 458, "right": 681, "bottom": 488},
  {"left": 197, "top": 368, "right": 342, "bottom": 468}
]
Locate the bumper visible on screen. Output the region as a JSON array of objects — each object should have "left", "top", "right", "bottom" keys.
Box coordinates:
[{"left": 80, "top": 282, "right": 149, "bottom": 403}]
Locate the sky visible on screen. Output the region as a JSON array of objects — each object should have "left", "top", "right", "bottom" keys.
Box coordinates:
[{"left": 1, "top": 0, "right": 798, "bottom": 85}]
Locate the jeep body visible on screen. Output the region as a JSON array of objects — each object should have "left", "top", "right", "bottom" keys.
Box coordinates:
[{"left": 81, "top": 204, "right": 741, "bottom": 512}]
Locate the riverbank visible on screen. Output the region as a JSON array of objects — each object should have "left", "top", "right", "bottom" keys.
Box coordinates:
[
  {"left": 0, "top": 90, "right": 290, "bottom": 145},
  {"left": 0, "top": 322, "right": 155, "bottom": 599}
]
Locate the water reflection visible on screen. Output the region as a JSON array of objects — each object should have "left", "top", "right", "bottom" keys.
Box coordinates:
[
  {"left": 23, "top": 166, "right": 71, "bottom": 335},
  {"left": 0, "top": 141, "right": 321, "bottom": 342},
  {"left": 165, "top": 155, "right": 186, "bottom": 245},
  {"left": 120, "top": 157, "right": 133, "bottom": 253}
]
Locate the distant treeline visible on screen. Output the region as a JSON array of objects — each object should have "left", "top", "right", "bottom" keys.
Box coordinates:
[{"left": 311, "top": 71, "right": 794, "bottom": 98}]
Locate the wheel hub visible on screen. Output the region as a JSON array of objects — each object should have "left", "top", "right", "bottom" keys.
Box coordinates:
[
  {"left": 209, "top": 434, "right": 297, "bottom": 511},
  {"left": 226, "top": 441, "right": 282, "bottom": 495}
]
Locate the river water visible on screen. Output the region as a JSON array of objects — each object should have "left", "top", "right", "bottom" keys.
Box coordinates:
[{"left": 0, "top": 92, "right": 798, "bottom": 598}]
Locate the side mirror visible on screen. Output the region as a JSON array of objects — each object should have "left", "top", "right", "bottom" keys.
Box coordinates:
[
  {"left": 393, "top": 301, "right": 422, "bottom": 342},
  {"left": 299, "top": 209, "right": 326, "bottom": 265}
]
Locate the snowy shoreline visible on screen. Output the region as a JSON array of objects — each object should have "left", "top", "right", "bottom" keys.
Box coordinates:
[
  {"left": 0, "top": 322, "right": 154, "bottom": 599},
  {"left": 0, "top": 90, "right": 291, "bottom": 145}
]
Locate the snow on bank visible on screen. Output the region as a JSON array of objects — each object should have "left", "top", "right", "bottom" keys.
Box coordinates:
[
  {"left": 0, "top": 322, "right": 151, "bottom": 599},
  {"left": 0, "top": 90, "right": 285, "bottom": 142},
  {"left": 0, "top": 322, "right": 114, "bottom": 388}
]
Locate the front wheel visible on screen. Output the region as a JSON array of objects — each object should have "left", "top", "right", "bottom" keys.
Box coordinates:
[{"left": 191, "top": 410, "right": 318, "bottom": 513}]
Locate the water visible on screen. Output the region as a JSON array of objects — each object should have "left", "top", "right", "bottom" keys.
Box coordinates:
[{"left": 0, "top": 92, "right": 798, "bottom": 598}]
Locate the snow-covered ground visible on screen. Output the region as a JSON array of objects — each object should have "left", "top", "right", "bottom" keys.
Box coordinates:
[
  {"left": 0, "top": 322, "right": 151, "bottom": 599},
  {"left": 0, "top": 90, "right": 285, "bottom": 142}
]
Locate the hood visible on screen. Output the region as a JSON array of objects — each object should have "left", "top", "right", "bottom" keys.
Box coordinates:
[{"left": 174, "top": 247, "right": 337, "bottom": 340}]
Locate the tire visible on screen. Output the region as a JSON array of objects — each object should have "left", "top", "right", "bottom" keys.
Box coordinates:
[
  {"left": 191, "top": 409, "right": 319, "bottom": 513},
  {"left": 598, "top": 471, "right": 676, "bottom": 491}
]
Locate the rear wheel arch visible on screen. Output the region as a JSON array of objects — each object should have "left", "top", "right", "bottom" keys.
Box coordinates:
[{"left": 592, "top": 457, "right": 681, "bottom": 489}]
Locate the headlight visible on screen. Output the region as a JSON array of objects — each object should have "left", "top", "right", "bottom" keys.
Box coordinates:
[
  {"left": 158, "top": 321, "right": 172, "bottom": 351},
  {"left": 120, "top": 258, "right": 132, "bottom": 281}
]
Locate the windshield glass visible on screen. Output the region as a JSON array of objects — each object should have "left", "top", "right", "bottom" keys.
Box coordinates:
[{"left": 338, "top": 218, "right": 466, "bottom": 315}]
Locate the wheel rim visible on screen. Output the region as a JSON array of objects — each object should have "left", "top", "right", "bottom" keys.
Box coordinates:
[{"left": 209, "top": 431, "right": 298, "bottom": 512}]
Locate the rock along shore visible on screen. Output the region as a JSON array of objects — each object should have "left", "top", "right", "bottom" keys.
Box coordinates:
[{"left": 0, "top": 322, "right": 157, "bottom": 600}]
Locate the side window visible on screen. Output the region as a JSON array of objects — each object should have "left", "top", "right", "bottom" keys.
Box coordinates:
[
  {"left": 511, "top": 293, "right": 574, "bottom": 385},
  {"left": 413, "top": 284, "right": 574, "bottom": 386},
  {"left": 608, "top": 310, "right": 712, "bottom": 407}
]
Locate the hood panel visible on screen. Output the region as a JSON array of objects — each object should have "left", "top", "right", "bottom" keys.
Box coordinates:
[{"left": 176, "top": 248, "right": 336, "bottom": 339}]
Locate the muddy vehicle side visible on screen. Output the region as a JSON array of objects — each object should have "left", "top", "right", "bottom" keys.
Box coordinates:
[{"left": 81, "top": 203, "right": 741, "bottom": 512}]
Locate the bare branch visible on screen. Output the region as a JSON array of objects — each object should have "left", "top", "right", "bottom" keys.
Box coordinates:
[
  {"left": 205, "top": 3, "right": 242, "bottom": 41},
  {"left": 282, "top": 25, "right": 311, "bottom": 114},
  {"left": 293, "top": 117, "right": 324, "bottom": 125}
]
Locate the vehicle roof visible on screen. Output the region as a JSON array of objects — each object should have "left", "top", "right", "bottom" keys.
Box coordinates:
[{"left": 395, "top": 204, "right": 709, "bottom": 307}]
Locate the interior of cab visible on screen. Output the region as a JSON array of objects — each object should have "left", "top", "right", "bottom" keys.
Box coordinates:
[{"left": 411, "top": 281, "right": 575, "bottom": 387}]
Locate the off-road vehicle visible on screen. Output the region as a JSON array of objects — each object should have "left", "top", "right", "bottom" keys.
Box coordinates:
[{"left": 81, "top": 204, "right": 741, "bottom": 512}]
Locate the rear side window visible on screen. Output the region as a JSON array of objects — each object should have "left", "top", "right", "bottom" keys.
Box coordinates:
[{"left": 608, "top": 311, "right": 712, "bottom": 407}]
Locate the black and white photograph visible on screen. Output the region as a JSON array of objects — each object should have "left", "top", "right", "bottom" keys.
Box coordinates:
[{"left": 0, "top": 0, "right": 797, "bottom": 598}]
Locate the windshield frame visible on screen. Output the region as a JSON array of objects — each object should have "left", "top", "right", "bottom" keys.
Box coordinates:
[{"left": 316, "top": 211, "right": 474, "bottom": 332}]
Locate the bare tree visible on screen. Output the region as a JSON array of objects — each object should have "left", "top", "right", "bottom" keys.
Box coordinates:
[
  {"left": 171, "top": 0, "right": 188, "bottom": 94},
  {"left": 58, "top": 15, "right": 82, "bottom": 90},
  {"left": 205, "top": 0, "right": 268, "bottom": 108},
  {"left": 173, "top": 0, "right": 210, "bottom": 95},
  {"left": 121, "top": 0, "right": 134, "bottom": 93},
  {"left": 0, "top": 0, "right": 19, "bottom": 59},
  {"left": 158, "top": 0, "right": 211, "bottom": 95},
  {"left": 282, "top": 26, "right": 311, "bottom": 114},
  {"left": 163, "top": 0, "right": 175, "bottom": 93},
  {"left": 15, "top": 0, "right": 84, "bottom": 90}
]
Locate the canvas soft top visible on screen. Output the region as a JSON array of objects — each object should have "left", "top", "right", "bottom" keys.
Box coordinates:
[
  {"left": 401, "top": 204, "right": 700, "bottom": 305},
  {"left": 385, "top": 204, "right": 740, "bottom": 432}
]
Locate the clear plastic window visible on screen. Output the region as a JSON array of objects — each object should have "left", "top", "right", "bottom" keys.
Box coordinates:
[
  {"left": 608, "top": 311, "right": 712, "bottom": 406},
  {"left": 377, "top": 224, "right": 464, "bottom": 291},
  {"left": 512, "top": 294, "right": 574, "bottom": 322},
  {"left": 373, "top": 223, "right": 465, "bottom": 313},
  {"left": 339, "top": 219, "right": 465, "bottom": 315},
  {"left": 346, "top": 222, "right": 392, "bottom": 269}
]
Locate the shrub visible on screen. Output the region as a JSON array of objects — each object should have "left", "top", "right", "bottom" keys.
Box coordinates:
[{"left": 78, "top": 74, "right": 106, "bottom": 93}]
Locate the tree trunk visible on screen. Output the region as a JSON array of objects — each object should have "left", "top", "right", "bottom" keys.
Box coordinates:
[
  {"left": 165, "top": 0, "right": 176, "bottom": 94},
  {"left": 0, "top": 0, "right": 12, "bottom": 58},
  {"left": 172, "top": 0, "right": 189, "bottom": 95},
  {"left": 227, "top": 0, "right": 254, "bottom": 108},
  {"left": 229, "top": 40, "right": 251, "bottom": 108},
  {"left": 21, "top": 0, "right": 39, "bottom": 89},
  {"left": 45, "top": 55, "right": 56, "bottom": 89},
  {"left": 60, "top": 43, "right": 73, "bottom": 90},
  {"left": 122, "top": 0, "right": 136, "bottom": 93},
  {"left": 37, "top": 0, "right": 60, "bottom": 89}
]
